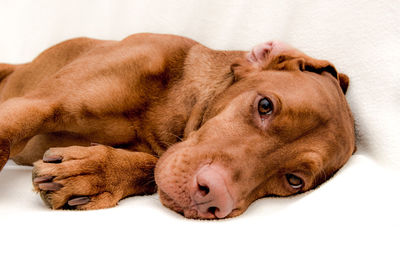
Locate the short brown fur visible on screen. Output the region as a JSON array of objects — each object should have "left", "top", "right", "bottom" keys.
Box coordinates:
[{"left": 0, "top": 33, "right": 355, "bottom": 219}]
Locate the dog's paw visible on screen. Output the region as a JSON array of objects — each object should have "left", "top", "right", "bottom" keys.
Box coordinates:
[{"left": 32, "top": 145, "right": 121, "bottom": 210}]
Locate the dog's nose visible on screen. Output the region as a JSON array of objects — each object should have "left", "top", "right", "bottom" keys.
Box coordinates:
[{"left": 191, "top": 165, "right": 234, "bottom": 219}]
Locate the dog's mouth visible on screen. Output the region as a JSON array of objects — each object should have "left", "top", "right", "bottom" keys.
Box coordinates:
[
  {"left": 157, "top": 188, "right": 205, "bottom": 219},
  {"left": 155, "top": 152, "right": 241, "bottom": 219},
  {"left": 158, "top": 187, "right": 241, "bottom": 220},
  {"left": 155, "top": 166, "right": 212, "bottom": 219},
  {"left": 158, "top": 188, "right": 186, "bottom": 216}
]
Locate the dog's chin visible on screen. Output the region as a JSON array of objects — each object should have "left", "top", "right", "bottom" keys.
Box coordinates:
[
  {"left": 154, "top": 144, "right": 206, "bottom": 219},
  {"left": 157, "top": 187, "right": 206, "bottom": 219},
  {"left": 158, "top": 189, "right": 186, "bottom": 216},
  {"left": 158, "top": 188, "right": 246, "bottom": 220},
  {"left": 157, "top": 186, "right": 202, "bottom": 219}
]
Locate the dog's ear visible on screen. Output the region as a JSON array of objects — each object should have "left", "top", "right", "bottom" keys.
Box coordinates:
[
  {"left": 304, "top": 59, "right": 349, "bottom": 94},
  {"left": 303, "top": 57, "right": 338, "bottom": 78},
  {"left": 232, "top": 41, "right": 350, "bottom": 94},
  {"left": 338, "top": 73, "right": 349, "bottom": 94},
  {"left": 246, "top": 42, "right": 273, "bottom": 65},
  {"left": 230, "top": 42, "right": 276, "bottom": 81},
  {"left": 268, "top": 56, "right": 306, "bottom": 71}
]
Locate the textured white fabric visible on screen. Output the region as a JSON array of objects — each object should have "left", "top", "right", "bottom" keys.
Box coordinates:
[{"left": 0, "top": 1, "right": 399, "bottom": 264}]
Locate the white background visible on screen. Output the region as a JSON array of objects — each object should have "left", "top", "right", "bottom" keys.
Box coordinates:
[{"left": 1, "top": 1, "right": 399, "bottom": 264}]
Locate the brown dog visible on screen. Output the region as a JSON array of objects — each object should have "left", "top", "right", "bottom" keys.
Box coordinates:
[{"left": 0, "top": 33, "right": 355, "bottom": 219}]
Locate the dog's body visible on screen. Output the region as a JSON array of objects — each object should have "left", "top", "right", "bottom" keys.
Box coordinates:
[{"left": 0, "top": 33, "right": 355, "bottom": 219}]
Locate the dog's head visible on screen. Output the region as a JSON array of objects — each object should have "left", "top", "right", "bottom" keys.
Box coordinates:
[{"left": 155, "top": 41, "right": 355, "bottom": 219}]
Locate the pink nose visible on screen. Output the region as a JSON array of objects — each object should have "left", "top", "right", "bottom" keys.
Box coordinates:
[{"left": 191, "top": 165, "right": 234, "bottom": 219}]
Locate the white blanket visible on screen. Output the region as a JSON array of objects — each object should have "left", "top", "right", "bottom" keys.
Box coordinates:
[{"left": 1, "top": 1, "right": 399, "bottom": 264}]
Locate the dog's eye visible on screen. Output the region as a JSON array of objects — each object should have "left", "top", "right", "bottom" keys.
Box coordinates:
[
  {"left": 286, "top": 174, "right": 304, "bottom": 189},
  {"left": 258, "top": 98, "right": 273, "bottom": 115}
]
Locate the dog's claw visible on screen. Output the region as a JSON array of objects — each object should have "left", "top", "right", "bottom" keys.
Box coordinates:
[
  {"left": 68, "top": 197, "right": 91, "bottom": 206},
  {"left": 43, "top": 155, "right": 62, "bottom": 163},
  {"left": 33, "top": 175, "right": 55, "bottom": 183},
  {"left": 38, "top": 182, "right": 63, "bottom": 191}
]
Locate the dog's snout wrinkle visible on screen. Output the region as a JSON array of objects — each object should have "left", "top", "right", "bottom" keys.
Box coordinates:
[{"left": 190, "top": 199, "right": 213, "bottom": 208}]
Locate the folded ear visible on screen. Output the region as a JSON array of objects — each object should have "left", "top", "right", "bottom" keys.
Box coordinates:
[
  {"left": 304, "top": 59, "right": 338, "bottom": 78},
  {"left": 304, "top": 59, "right": 349, "bottom": 94},
  {"left": 233, "top": 41, "right": 350, "bottom": 94},
  {"left": 338, "top": 73, "right": 349, "bottom": 94}
]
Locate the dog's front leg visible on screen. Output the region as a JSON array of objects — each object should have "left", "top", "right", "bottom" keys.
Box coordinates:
[
  {"left": 32, "top": 145, "right": 157, "bottom": 210},
  {"left": 0, "top": 97, "right": 61, "bottom": 170}
]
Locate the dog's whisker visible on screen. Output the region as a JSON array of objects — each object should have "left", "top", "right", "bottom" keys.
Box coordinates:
[
  {"left": 142, "top": 178, "right": 156, "bottom": 187},
  {"left": 163, "top": 132, "right": 184, "bottom": 142}
]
